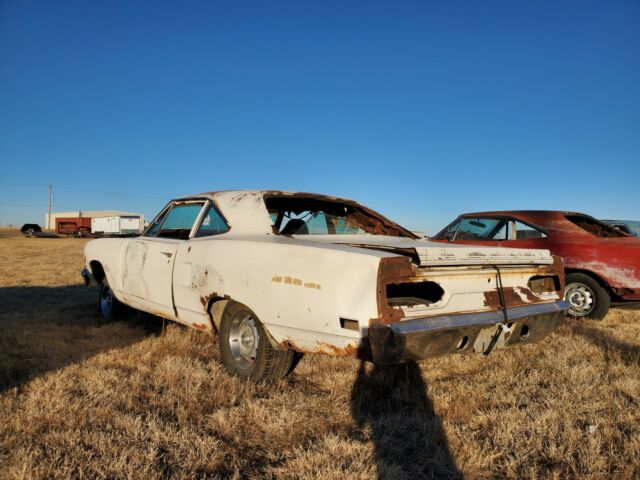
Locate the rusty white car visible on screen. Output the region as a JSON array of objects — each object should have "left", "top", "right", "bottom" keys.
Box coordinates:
[{"left": 82, "top": 191, "right": 569, "bottom": 381}]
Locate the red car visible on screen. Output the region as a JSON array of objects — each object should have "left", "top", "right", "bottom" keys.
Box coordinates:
[{"left": 433, "top": 211, "right": 640, "bottom": 319}]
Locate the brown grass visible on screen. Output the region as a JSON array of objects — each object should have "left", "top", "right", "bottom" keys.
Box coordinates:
[{"left": 0, "top": 229, "right": 638, "bottom": 479}]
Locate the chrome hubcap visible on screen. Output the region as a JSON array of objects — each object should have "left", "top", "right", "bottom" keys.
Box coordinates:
[
  {"left": 228, "top": 313, "right": 259, "bottom": 367},
  {"left": 565, "top": 282, "right": 595, "bottom": 317}
]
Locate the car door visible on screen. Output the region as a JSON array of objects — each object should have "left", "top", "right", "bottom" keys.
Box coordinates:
[
  {"left": 172, "top": 201, "right": 231, "bottom": 326},
  {"left": 120, "top": 201, "right": 206, "bottom": 318}
]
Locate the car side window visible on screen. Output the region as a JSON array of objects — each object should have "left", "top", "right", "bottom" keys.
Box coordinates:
[
  {"left": 613, "top": 224, "right": 632, "bottom": 235},
  {"left": 491, "top": 224, "right": 508, "bottom": 240},
  {"left": 195, "top": 204, "right": 230, "bottom": 237},
  {"left": 511, "top": 220, "right": 547, "bottom": 240},
  {"left": 155, "top": 203, "right": 205, "bottom": 240},
  {"left": 144, "top": 207, "right": 170, "bottom": 237}
]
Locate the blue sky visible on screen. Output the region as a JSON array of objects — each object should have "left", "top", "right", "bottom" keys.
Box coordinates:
[{"left": 1, "top": 1, "right": 638, "bottom": 233}]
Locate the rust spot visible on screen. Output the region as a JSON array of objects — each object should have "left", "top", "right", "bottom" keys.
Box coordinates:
[
  {"left": 199, "top": 292, "right": 230, "bottom": 308},
  {"left": 372, "top": 256, "right": 418, "bottom": 324},
  {"left": 193, "top": 322, "right": 209, "bottom": 331},
  {"left": 483, "top": 286, "right": 540, "bottom": 308},
  {"left": 284, "top": 276, "right": 293, "bottom": 285},
  {"left": 143, "top": 308, "right": 171, "bottom": 320},
  {"left": 292, "top": 278, "right": 302, "bottom": 286},
  {"left": 280, "top": 337, "right": 370, "bottom": 360},
  {"left": 304, "top": 282, "right": 322, "bottom": 290},
  {"left": 314, "top": 341, "right": 360, "bottom": 356},
  {"left": 272, "top": 275, "right": 283, "bottom": 283},
  {"left": 612, "top": 287, "right": 635, "bottom": 298}
]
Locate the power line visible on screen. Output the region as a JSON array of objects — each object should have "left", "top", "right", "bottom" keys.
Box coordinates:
[
  {"left": 55, "top": 186, "right": 166, "bottom": 200},
  {"left": 0, "top": 183, "right": 47, "bottom": 187},
  {"left": 0, "top": 203, "right": 81, "bottom": 210},
  {"left": 0, "top": 183, "right": 166, "bottom": 200}
]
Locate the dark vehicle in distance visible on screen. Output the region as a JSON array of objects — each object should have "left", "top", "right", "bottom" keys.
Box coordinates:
[
  {"left": 20, "top": 224, "right": 42, "bottom": 235},
  {"left": 602, "top": 220, "right": 640, "bottom": 238},
  {"left": 433, "top": 211, "right": 640, "bottom": 320}
]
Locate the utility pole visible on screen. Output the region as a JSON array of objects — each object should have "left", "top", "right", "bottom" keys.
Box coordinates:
[{"left": 47, "top": 184, "right": 53, "bottom": 230}]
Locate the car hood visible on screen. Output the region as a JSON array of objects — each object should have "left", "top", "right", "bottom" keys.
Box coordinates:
[{"left": 293, "top": 235, "right": 554, "bottom": 266}]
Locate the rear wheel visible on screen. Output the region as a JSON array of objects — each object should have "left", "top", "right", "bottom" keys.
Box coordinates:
[
  {"left": 564, "top": 273, "right": 610, "bottom": 320},
  {"left": 218, "top": 302, "right": 297, "bottom": 381}
]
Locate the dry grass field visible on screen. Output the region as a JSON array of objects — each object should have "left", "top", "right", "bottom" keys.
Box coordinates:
[{"left": 1, "top": 229, "right": 639, "bottom": 479}]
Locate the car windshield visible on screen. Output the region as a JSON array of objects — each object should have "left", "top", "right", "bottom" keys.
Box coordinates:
[
  {"left": 452, "top": 218, "right": 507, "bottom": 240},
  {"left": 264, "top": 195, "right": 415, "bottom": 238}
]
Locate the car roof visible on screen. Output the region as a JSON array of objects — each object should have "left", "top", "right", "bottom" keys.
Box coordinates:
[
  {"left": 168, "top": 190, "right": 415, "bottom": 238},
  {"left": 461, "top": 210, "right": 578, "bottom": 218},
  {"left": 186, "top": 190, "right": 358, "bottom": 204}
]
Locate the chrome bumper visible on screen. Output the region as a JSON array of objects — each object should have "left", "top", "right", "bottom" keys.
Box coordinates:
[{"left": 368, "top": 300, "right": 569, "bottom": 364}]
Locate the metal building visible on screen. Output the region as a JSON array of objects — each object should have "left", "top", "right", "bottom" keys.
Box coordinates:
[{"left": 45, "top": 210, "right": 145, "bottom": 233}]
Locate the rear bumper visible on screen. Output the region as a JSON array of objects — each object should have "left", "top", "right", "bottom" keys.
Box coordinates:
[{"left": 368, "top": 300, "right": 569, "bottom": 364}]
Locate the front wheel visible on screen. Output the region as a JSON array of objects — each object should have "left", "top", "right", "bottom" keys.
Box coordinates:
[
  {"left": 218, "top": 302, "right": 297, "bottom": 381},
  {"left": 564, "top": 273, "right": 611, "bottom": 320},
  {"left": 98, "top": 282, "right": 122, "bottom": 322}
]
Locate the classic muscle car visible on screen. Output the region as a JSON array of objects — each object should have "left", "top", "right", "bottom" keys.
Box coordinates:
[
  {"left": 434, "top": 211, "right": 640, "bottom": 320},
  {"left": 82, "top": 191, "right": 568, "bottom": 381}
]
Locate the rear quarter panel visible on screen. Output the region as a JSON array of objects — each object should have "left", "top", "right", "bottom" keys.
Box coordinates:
[{"left": 174, "top": 236, "right": 387, "bottom": 353}]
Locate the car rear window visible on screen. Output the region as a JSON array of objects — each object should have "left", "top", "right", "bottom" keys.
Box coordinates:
[
  {"left": 565, "top": 214, "right": 626, "bottom": 238},
  {"left": 264, "top": 195, "right": 415, "bottom": 238}
]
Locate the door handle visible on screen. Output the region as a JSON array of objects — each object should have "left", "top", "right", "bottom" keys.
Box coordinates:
[{"left": 160, "top": 251, "right": 173, "bottom": 258}]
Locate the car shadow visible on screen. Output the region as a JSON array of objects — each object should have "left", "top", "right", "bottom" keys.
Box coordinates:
[
  {"left": 350, "top": 361, "right": 462, "bottom": 479},
  {"left": 571, "top": 322, "right": 640, "bottom": 367},
  {"left": 0, "top": 285, "right": 163, "bottom": 393}
]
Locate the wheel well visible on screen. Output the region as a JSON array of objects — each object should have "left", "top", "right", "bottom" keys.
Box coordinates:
[
  {"left": 566, "top": 268, "right": 630, "bottom": 302},
  {"left": 89, "top": 261, "right": 106, "bottom": 284},
  {"left": 564, "top": 268, "right": 609, "bottom": 290},
  {"left": 205, "top": 297, "right": 231, "bottom": 332},
  {"left": 207, "top": 298, "right": 284, "bottom": 350}
]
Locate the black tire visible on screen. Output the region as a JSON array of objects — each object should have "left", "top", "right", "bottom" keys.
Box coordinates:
[
  {"left": 564, "top": 272, "right": 611, "bottom": 320},
  {"left": 218, "top": 301, "right": 297, "bottom": 381},
  {"left": 98, "top": 281, "right": 122, "bottom": 322}
]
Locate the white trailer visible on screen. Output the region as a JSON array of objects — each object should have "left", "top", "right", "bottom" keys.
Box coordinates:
[{"left": 91, "top": 216, "right": 141, "bottom": 235}]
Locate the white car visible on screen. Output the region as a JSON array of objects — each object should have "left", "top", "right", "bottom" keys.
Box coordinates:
[{"left": 82, "top": 190, "right": 569, "bottom": 380}]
